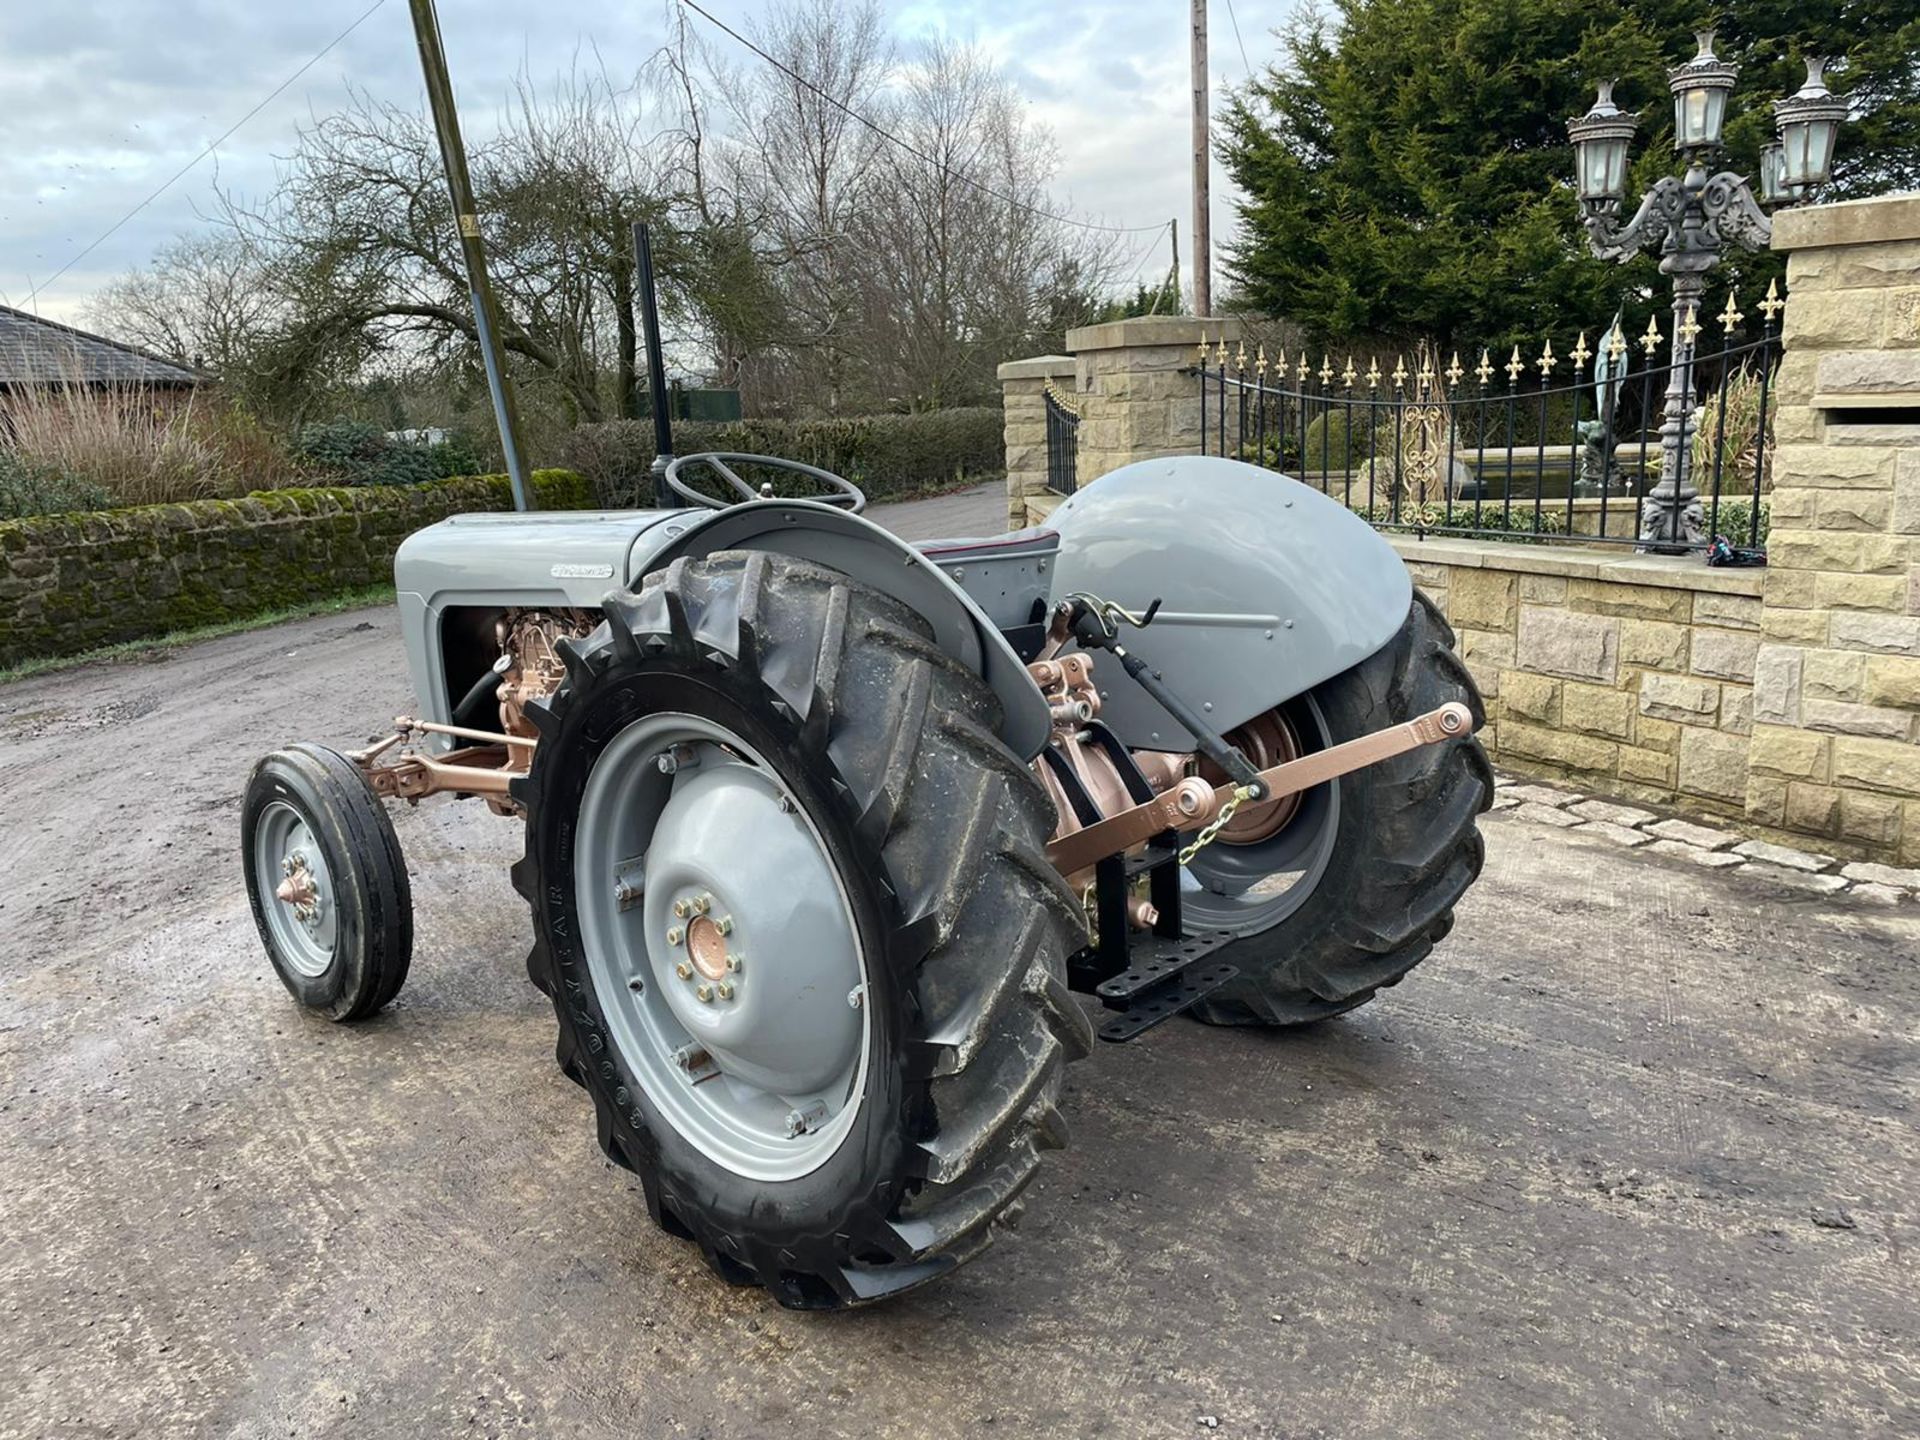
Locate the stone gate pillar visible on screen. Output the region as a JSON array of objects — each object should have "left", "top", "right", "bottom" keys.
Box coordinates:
[{"left": 1751, "top": 195, "right": 1920, "bottom": 865}]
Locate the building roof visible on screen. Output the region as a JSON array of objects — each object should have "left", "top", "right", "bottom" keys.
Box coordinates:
[{"left": 0, "top": 304, "right": 202, "bottom": 388}]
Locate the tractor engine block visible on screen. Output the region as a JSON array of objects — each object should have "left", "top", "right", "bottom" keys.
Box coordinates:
[{"left": 495, "top": 610, "right": 596, "bottom": 741}]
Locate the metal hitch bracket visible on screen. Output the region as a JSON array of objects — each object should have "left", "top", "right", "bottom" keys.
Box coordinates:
[{"left": 1046, "top": 700, "right": 1474, "bottom": 877}]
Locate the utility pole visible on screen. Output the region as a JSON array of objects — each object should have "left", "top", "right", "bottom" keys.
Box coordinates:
[
  {"left": 1189, "top": 0, "right": 1210, "bottom": 317},
  {"left": 1169, "top": 218, "right": 1180, "bottom": 311},
  {"left": 408, "top": 0, "right": 534, "bottom": 511}
]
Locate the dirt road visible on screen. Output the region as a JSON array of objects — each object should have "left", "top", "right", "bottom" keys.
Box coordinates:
[{"left": 2, "top": 487, "right": 1916, "bottom": 1438}]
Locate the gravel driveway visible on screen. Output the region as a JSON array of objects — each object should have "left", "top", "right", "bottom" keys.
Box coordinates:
[{"left": 2, "top": 485, "right": 1916, "bottom": 1438}]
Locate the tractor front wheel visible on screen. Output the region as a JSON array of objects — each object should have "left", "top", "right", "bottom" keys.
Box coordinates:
[
  {"left": 1182, "top": 591, "right": 1492, "bottom": 1026},
  {"left": 241, "top": 744, "right": 412, "bottom": 1021}
]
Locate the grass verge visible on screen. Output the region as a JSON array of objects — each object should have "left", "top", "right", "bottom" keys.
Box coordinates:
[{"left": 0, "top": 585, "right": 396, "bottom": 687}]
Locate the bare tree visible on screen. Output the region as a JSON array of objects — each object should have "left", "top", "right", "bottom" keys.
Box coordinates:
[
  {"left": 850, "top": 38, "right": 1112, "bottom": 409},
  {"left": 85, "top": 231, "right": 275, "bottom": 374}
]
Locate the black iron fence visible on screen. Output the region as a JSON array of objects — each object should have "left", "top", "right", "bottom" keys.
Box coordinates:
[
  {"left": 1044, "top": 383, "right": 1080, "bottom": 496},
  {"left": 1197, "top": 295, "right": 1781, "bottom": 554}
]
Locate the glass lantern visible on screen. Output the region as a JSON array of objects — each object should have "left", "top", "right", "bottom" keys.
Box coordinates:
[
  {"left": 1567, "top": 82, "right": 1638, "bottom": 204},
  {"left": 1774, "top": 57, "right": 1848, "bottom": 189},
  {"left": 1668, "top": 30, "right": 1738, "bottom": 151},
  {"left": 1758, "top": 142, "right": 1794, "bottom": 206}
]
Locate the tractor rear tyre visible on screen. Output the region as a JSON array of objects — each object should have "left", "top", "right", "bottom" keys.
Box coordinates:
[
  {"left": 241, "top": 743, "right": 413, "bottom": 1021},
  {"left": 1184, "top": 591, "right": 1492, "bottom": 1026},
  {"left": 513, "top": 553, "right": 1091, "bottom": 1309}
]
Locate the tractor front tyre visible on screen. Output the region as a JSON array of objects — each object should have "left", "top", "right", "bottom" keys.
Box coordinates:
[
  {"left": 241, "top": 744, "right": 413, "bottom": 1021},
  {"left": 513, "top": 553, "right": 1091, "bottom": 1309},
  {"left": 1184, "top": 591, "right": 1493, "bottom": 1026}
]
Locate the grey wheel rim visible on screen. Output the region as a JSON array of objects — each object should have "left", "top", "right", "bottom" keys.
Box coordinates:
[
  {"left": 1179, "top": 695, "right": 1341, "bottom": 934},
  {"left": 574, "top": 712, "right": 871, "bottom": 1183},
  {"left": 255, "top": 800, "right": 338, "bottom": 978}
]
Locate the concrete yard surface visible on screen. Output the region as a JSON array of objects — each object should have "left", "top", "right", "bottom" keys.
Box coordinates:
[{"left": 1, "top": 489, "right": 1916, "bottom": 1438}]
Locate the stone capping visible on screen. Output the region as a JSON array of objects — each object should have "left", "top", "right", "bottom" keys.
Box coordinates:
[
  {"left": 1064, "top": 314, "right": 1242, "bottom": 354},
  {"left": 1772, "top": 194, "right": 1920, "bottom": 252},
  {"left": 1385, "top": 535, "right": 1765, "bottom": 596},
  {"left": 996, "top": 354, "right": 1074, "bottom": 383}
]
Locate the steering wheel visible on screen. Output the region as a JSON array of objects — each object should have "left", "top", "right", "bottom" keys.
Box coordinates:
[{"left": 663, "top": 452, "right": 867, "bottom": 515}]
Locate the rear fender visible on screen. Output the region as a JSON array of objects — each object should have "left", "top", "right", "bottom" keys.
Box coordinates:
[
  {"left": 1046, "top": 456, "right": 1412, "bottom": 749},
  {"left": 641, "top": 500, "right": 1053, "bottom": 761}
]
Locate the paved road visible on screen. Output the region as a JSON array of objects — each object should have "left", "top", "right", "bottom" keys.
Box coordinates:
[{"left": 2, "top": 487, "right": 1916, "bottom": 1438}]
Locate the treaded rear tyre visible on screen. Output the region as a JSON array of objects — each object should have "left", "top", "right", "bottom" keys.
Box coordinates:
[
  {"left": 1190, "top": 591, "right": 1492, "bottom": 1026},
  {"left": 513, "top": 552, "right": 1092, "bottom": 1308}
]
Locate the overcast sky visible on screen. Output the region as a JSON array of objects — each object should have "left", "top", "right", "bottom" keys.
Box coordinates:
[{"left": 0, "top": 0, "right": 1298, "bottom": 325}]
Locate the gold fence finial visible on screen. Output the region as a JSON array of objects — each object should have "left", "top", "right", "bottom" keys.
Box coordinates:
[
  {"left": 1416, "top": 352, "right": 1435, "bottom": 388},
  {"left": 1445, "top": 350, "right": 1464, "bottom": 386},
  {"left": 1215, "top": 336, "right": 1230, "bottom": 365},
  {"left": 1342, "top": 355, "right": 1358, "bottom": 388},
  {"left": 1275, "top": 346, "right": 1288, "bottom": 378},
  {"left": 1570, "top": 331, "right": 1591, "bottom": 368},
  {"left": 1537, "top": 337, "right": 1556, "bottom": 379},
  {"left": 1235, "top": 340, "right": 1249, "bottom": 372},
  {"left": 1475, "top": 349, "right": 1493, "bottom": 385},
  {"left": 1718, "top": 291, "right": 1744, "bottom": 335},
  {"left": 1759, "top": 278, "right": 1785, "bottom": 322},
  {"left": 1295, "top": 352, "right": 1310, "bottom": 383},
  {"left": 1678, "top": 305, "right": 1702, "bottom": 346},
  {"left": 1196, "top": 335, "right": 1212, "bottom": 364},
  {"left": 1319, "top": 354, "right": 1333, "bottom": 385},
  {"left": 1641, "top": 313, "right": 1662, "bottom": 355},
  {"left": 1391, "top": 355, "right": 1408, "bottom": 390},
  {"left": 1366, "top": 357, "right": 1382, "bottom": 389},
  {"left": 1607, "top": 325, "right": 1628, "bottom": 362},
  {"left": 1256, "top": 344, "right": 1269, "bottom": 376},
  {"left": 1505, "top": 345, "right": 1524, "bottom": 383}
]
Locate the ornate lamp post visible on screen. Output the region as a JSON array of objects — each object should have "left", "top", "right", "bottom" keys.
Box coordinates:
[{"left": 1567, "top": 34, "right": 1848, "bottom": 551}]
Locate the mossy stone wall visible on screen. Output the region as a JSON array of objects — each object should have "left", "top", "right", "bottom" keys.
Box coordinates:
[{"left": 0, "top": 469, "right": 590, "bottom": 666}]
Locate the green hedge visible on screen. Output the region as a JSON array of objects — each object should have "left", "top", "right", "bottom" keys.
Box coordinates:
[
  {"left": 558, "top": 409, "right": 1005, "bottom": 509},
  {"left": 0, "top": 469, "right": 588, "bottom": 667}
]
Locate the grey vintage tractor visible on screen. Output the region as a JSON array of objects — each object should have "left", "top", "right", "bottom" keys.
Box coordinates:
[{"left": 241, "top": 444, "right": 1491, "bottom": 1308}]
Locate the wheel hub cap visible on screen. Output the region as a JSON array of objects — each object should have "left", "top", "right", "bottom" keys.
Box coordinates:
[{"left": 574, "top": 713, "right": 871, "bottom": 1182}]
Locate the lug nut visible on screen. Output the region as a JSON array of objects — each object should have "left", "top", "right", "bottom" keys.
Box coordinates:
[
  {"left": 715, "top": 916, "right": 734, "bottom": 936},
  {"left": 695, "top": 983, "right": 714, "bottom": 1003},
  {"left": 715, "top": 981, "right": 734, "bottom": 1001},
  {"left": 692, "top": 895, "right": 712, "bottom": 915},
  {"left": 666, "top": 926, "right": 683, "bottom": 946},
  {"left": 675, "top": 961, "right": 694, "bottom": 980},
  {"left": 672, "top": 898, "right": 691, "bottom": 919},
  {"left": 724, "top": 955, "right": 741, "bottom": 975}
]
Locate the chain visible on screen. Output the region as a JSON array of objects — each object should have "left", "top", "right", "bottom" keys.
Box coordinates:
[{"left": 1178, "top": 785, "right": 1256, "bottom": 866}]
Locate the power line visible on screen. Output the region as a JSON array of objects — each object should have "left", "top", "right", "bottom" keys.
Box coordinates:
[
  {"left": 22, "top": 0, "right": 391, "bottom": 310},
  {"left": 677, "top": 0, "right": 1167, "bottom": 237},
  {"left": 1222, "top": 0, "right": 1255, "bottom": 79}
]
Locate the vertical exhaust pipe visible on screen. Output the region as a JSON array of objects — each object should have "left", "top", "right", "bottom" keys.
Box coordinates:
[
  {"left": 407, "top": 0, "right": 535, "bottom": 511},
  {"left": 633, "top": 221, "right": 679, "bottom": 509}
]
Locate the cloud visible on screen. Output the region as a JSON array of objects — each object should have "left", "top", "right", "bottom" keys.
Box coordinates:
[{"left": 0, "top": 0, "right": 1294, "bottom": 321}]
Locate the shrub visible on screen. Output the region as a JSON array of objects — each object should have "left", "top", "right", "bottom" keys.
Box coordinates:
[
  {"left": 0, "top": 451, "right": 110, "bottom": 520},
  {"left": 1, "top": 383, "right": 231, "bottom": 507},
  {"left": 558, "top": 408, "right": 1005, "bottom": 509},
  {"left": 1707, "top": 497, "right": 1770, "bottom": 548},
  {"left": 293, "top": 419, "right": 477, "bottom": 487},
  {"left": 1355, "top": 500, "right": 1568, "bottom": 546},
  {"left": 1298, "top": 410, "right": 1379, "bottom": 471}
]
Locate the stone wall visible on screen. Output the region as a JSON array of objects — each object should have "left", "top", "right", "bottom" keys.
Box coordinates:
[
  {"left": 1748, "top": 195, "right": 1920, "bottom": 866},
  {"left": 1002, "top": 316, "right": 1240, "bottom": 527},
  {"left": 0, "top": 469, "right": 590, "bottom": 666},
  {"left": 1393, "top": 538, "right": 1765, "bottom": 819},
  {"left": 996, "top": 355, "right": 1073, "bottom": 528}
]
